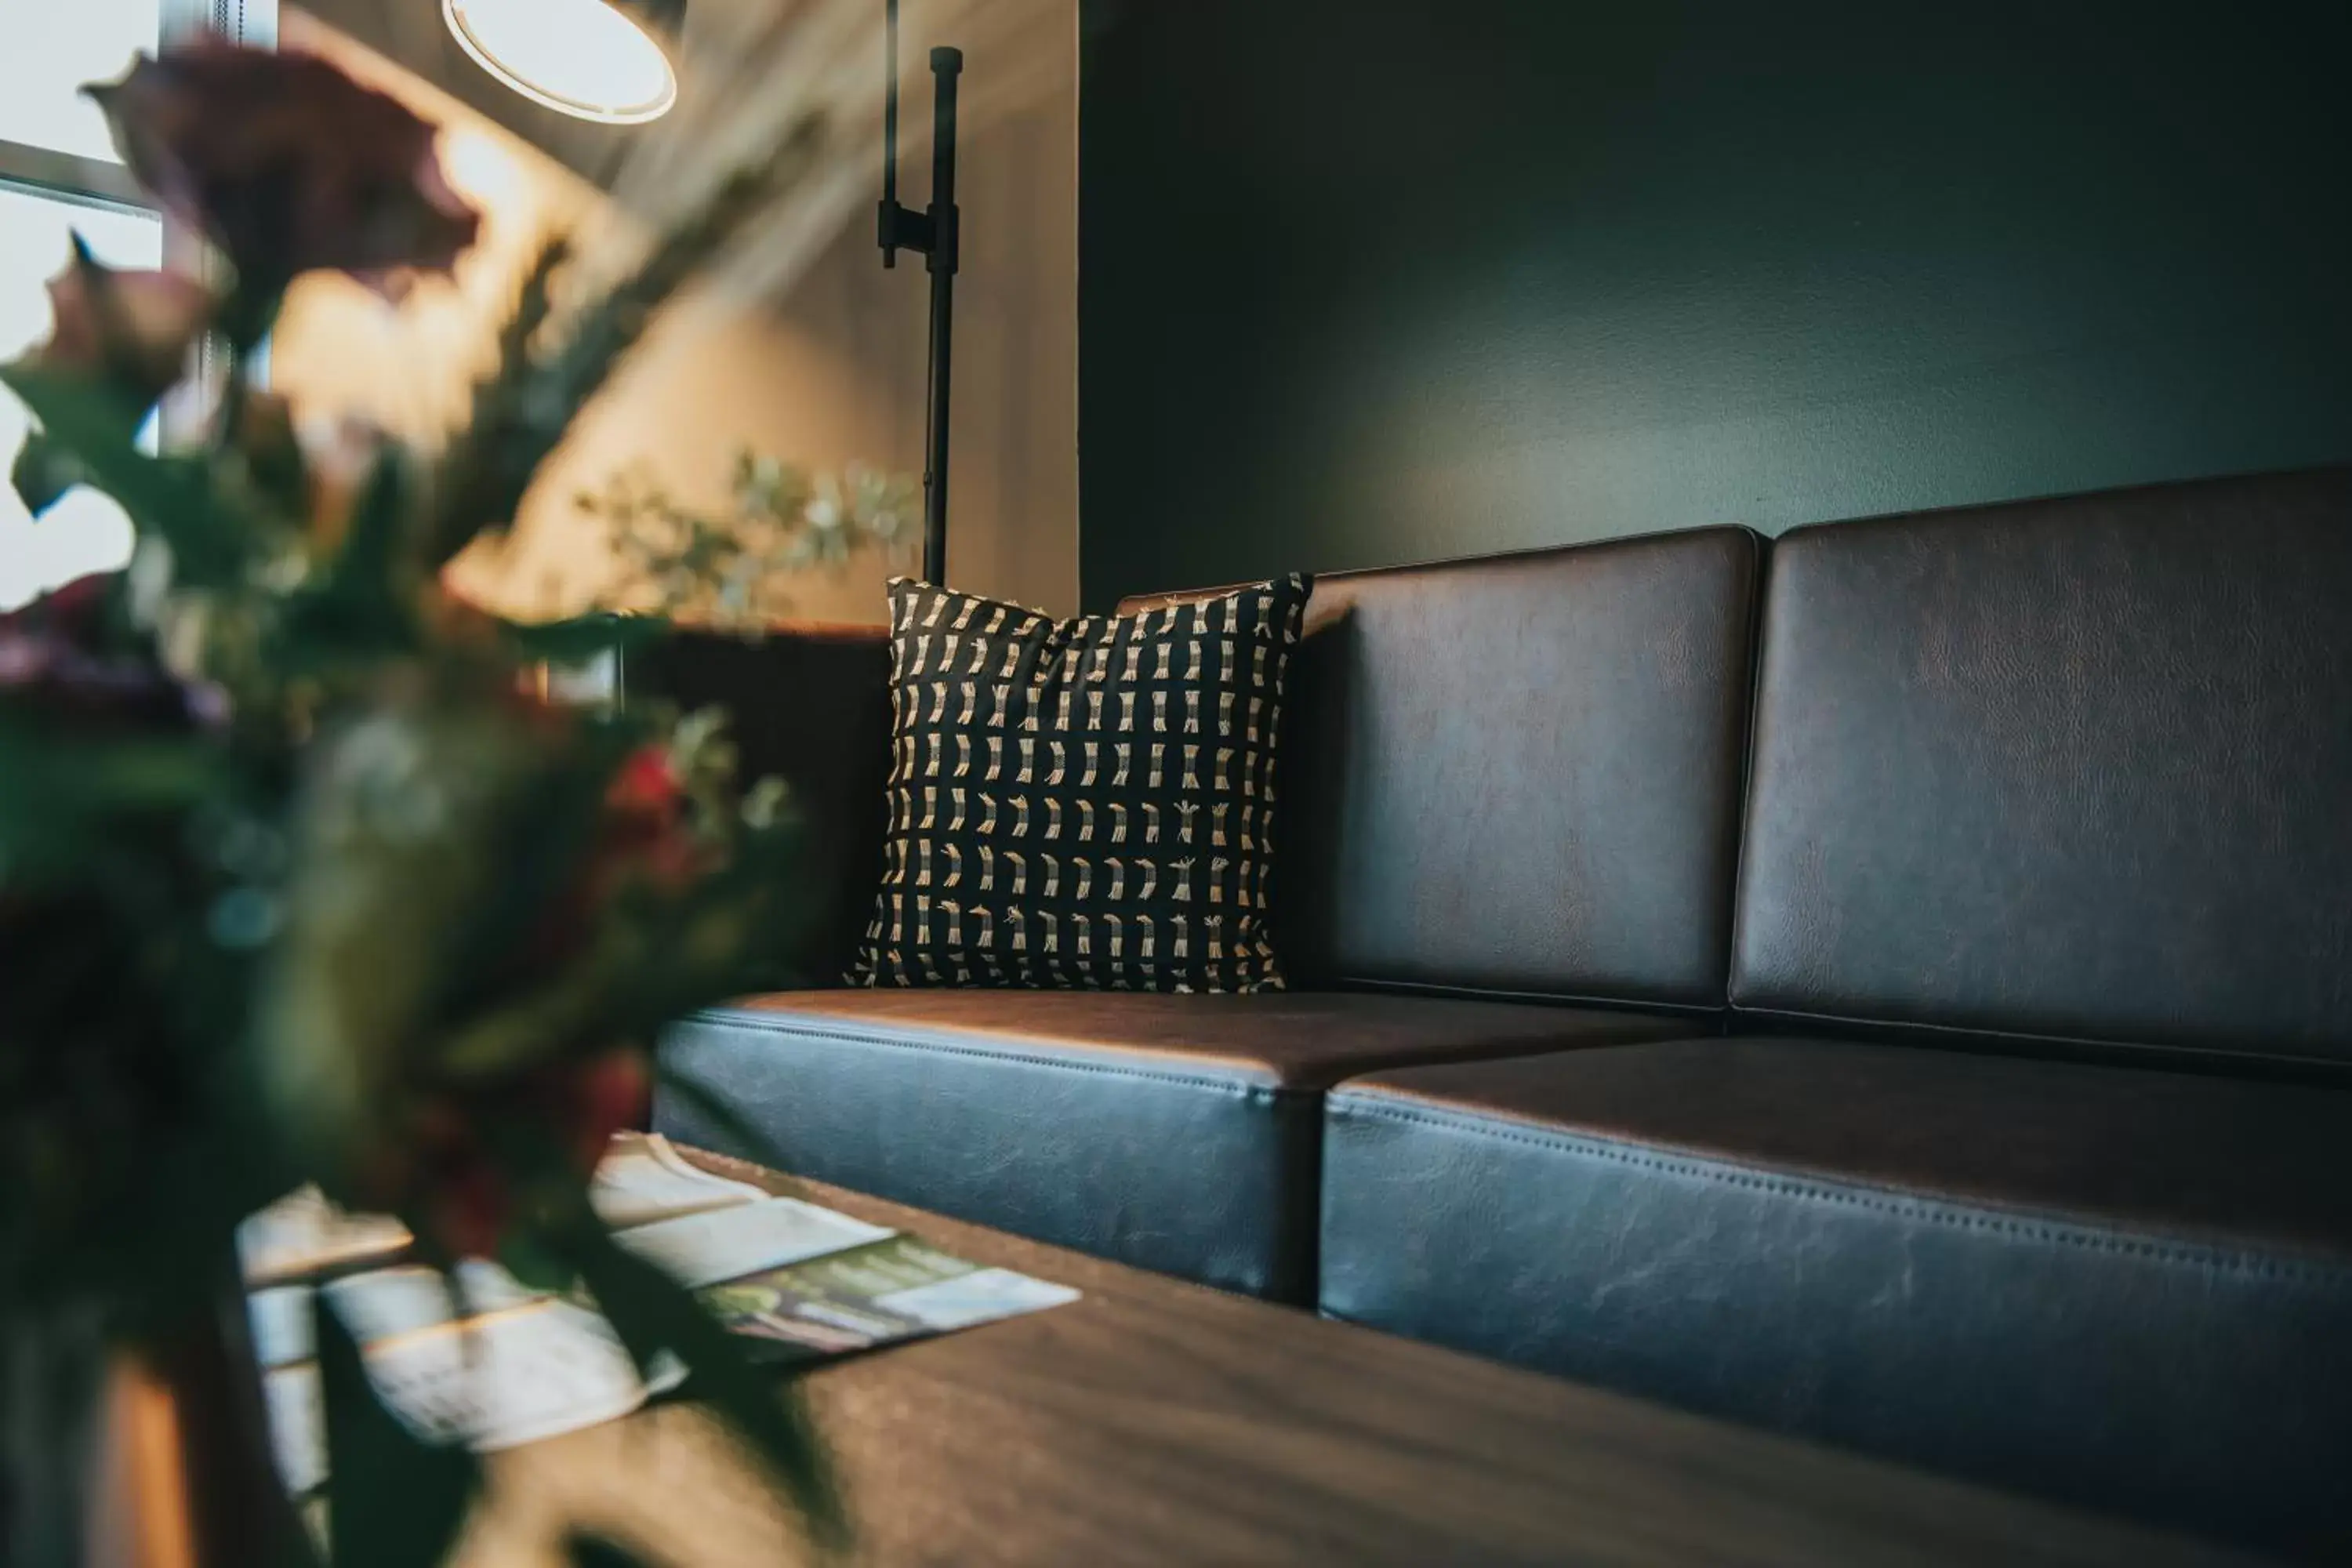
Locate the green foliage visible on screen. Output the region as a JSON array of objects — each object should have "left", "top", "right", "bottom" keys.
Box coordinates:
[
  {"left": 585, "top": 451, "right": 918, "bottom": 630},
  {"left": 0, "top": 717, "right": 222, "bottom": 884},
  {"left": 11, "top": 429, "right": 82, "bottom": 515},
  {"left": 426, "top": 118, "right": 829, "bottom": 576},
  {"left": 0, "top": 364, "right": 263, "bottom": 589},
  {"left": 422, "top": 237, "right": 572, "bottom": 568}
]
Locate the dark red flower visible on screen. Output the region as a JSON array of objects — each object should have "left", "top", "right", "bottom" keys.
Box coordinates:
[
  {"left": 34, "top": 256, "right": 215, "bottom": 410},
  {"left": 3, "top": 573, "right": 111, "bottom": 637},
  {"left": 0, "top": 579, "right": 221, "bottom": 730},
  {"left": 602, "top": 744, "right": 706, "bottom": 893},
  {"left": 607, "top": 743, "right": 682, "bottom": 821},
  {"left": 566, "top": 1048, "right": 653, "bottom": 1169},
  {"left": 364, "top": 1047, "right": 652, "bottom": 1258},
  {"left": 84, "top": 42, "right": 481, "bottom": 299},
  {"left": 426, "top": 1161, "right": 512, "bottom": 1263},
  {"left": 502, "top": 739, "right": 709, "bottom": 1005}
]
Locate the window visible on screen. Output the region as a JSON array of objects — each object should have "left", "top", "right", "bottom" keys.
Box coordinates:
[
  {"left": 0, "top": 192, "right": 162, "bottom": 608},
  {"left": 0, "top": 0, "right": 160, "bottom": 167},
  {"left": 0, "top": 0, "right": 274, "bottom": 610}
]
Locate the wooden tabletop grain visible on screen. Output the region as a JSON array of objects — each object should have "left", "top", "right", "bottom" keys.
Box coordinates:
[{"left": 452, "top": 1151, "right": 2258, "bottom": 1567}]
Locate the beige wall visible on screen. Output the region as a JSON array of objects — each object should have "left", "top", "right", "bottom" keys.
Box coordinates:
[{"left": 271, "top": 5, "right": 1076, "bottom": 627}]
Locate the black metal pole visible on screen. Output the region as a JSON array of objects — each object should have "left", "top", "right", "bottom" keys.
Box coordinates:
[
  {"left": 880, "top": 0, "right": 901, "bottom": 269},
  {"left": 879, "top": 2, "right": 962, "bottom": 585},
  {"left": 921, "top": 47, "right": 962, "bottom": 585}
]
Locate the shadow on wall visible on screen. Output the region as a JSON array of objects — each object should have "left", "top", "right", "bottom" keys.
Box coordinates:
[
  {"left": 273, "top": 0, "right": 1076, "bottom": 626},
  {"left": 1078, "top": 0, "right": 2352, "bottom": 608}
]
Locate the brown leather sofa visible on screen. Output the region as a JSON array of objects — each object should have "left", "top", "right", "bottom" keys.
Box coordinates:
[{"left": 641, "top": 466, "right": 2352, "bottom": 1556}]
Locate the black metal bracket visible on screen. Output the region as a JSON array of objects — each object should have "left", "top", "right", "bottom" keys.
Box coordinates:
[
  {"left": 876, "top": 198, "right": 936, "bottom": 260},
  {"left": 880, "top": 0, "right": 964, "bottom": 584}
]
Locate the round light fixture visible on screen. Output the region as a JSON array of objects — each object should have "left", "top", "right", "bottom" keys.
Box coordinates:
[{"left": 442, "top": 0, "right": 681, "bottom": 125}]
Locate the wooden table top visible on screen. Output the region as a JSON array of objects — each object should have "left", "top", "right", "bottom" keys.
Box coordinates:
[{"left": 454, "top": 1151, "right": 2256, "bottom": 1567}]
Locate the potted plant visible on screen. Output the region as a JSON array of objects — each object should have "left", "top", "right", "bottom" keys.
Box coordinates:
[{"left": 583, "top": 451, "right": 918, "bottom": 631}]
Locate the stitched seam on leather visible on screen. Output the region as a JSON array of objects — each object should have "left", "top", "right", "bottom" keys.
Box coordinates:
[
  {"left": 1324, "top": 975, "right": 1723, "bottom": 1017},
  {"left": 681, "top": 1013, "right": 1307, "bottom": 1102},
  {"left": 1328, "top": 1098, "right": 2352, "bottom": 1287}
]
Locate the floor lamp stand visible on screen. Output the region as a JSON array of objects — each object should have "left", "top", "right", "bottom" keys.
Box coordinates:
[{"left": 878, "top": 0, "right": 962, "bottom": 586}]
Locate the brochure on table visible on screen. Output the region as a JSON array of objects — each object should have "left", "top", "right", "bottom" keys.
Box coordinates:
[{"left": 243, "top": 1134, "right": 1079, "bottom": 1491}]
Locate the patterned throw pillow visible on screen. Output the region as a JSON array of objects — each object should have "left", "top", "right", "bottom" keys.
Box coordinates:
[{"left": 857, "top": 575, "right": 1312, "bottom": 993}]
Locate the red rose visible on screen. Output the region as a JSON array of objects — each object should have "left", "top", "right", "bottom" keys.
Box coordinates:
[
  {"left": 367, "top": 1047, "right": 652, "bottom": 1258},
  {"left": 84, "top": 42, "right": 480, "bottom": 299},
  {"left": 607, "top": 743, "right": 682, "bottom": 819},
  {"left": 566, "top": 1048, "right": 654, "bottom": 1170},
  {"left": 600, "top": 744, "right": 705, "bottom": 894},
  {"left": 3, "top": 573, "right": 110, "bottom": 637},
  {"left": 0, "top": 578, "right": 222, "bottom": 730},
  {"left": 510, "top": 740, "right": 706, "bottom": 989},
  {"left": 34, "top": 256, "right": 216, "bottom": 411}
]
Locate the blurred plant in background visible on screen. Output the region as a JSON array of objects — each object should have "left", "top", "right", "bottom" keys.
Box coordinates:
[
  {"left": 0, "top": 35, "right": 839, "bottom": 1568},
  {"left": 583, "top": 448, "right": 916, "bottom": 630}
]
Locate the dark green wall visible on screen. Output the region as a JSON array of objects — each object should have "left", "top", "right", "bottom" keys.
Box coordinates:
[{"left": 1078, "top": 0, "right": 2352, "bottom": 608}]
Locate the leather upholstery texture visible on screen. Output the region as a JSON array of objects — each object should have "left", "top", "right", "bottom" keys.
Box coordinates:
[
  {"left": 1321, "top": 1037, "right": 2352, "bottom": 1555},
  {"left": 1733, "top": 466, "right": 2352, "bottom": 1065},
  {"left": 656, "top": 989, "right": 1688, "bottom": 1302},
  {"left": 627, "top": 626, "right": 893, "bottom": 982},
  {"left": 1125, "top": 527, "right": 1762, "bottom": 1007}
]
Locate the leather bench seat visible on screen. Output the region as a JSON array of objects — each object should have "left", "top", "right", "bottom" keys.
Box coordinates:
[
  {"left": 1320, "top": 1036, "right": 2352, "bottom": 1554},
  {"left": 657, "top": 989, "right": 1689, "bottom": 1302}
]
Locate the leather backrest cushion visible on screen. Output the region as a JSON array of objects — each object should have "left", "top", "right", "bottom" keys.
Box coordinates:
[
  {"left": 1134, "top": 528, "right": 1762, "bottom": 1007},
  {"left": 629, "top": 626, "right": 894, "bottom": 982},
  {"left": 1733, "top": 466, "right": 2352, "bottom": 1065}
]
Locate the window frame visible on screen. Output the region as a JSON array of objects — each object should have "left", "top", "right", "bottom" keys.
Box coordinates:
[
  {"left": 0, "top": 0, "right": 278, "bottom": 215},
  {"left": 0, "top": 0, "right": 277, "bottom": 445}
]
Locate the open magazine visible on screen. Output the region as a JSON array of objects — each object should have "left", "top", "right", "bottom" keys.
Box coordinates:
[{"left": 242, "top": 1134, "right": 1078, "bottom": 1490}]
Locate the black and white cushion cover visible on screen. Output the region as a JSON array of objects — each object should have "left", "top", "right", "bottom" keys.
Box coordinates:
[{"left": 857, "top": 575, "right": 1312, "bottom": 993}]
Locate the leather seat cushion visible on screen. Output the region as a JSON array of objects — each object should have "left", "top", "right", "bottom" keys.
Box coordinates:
[
  {"left": 1321, "top": 1037, "right": 2352, "bottom": 1555},
  {"left": 656, "top": 989, "right": 1688, "bottom": 1301}
]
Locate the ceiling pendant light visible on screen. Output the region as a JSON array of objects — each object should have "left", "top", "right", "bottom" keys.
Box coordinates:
[{"left": 441, "top": 0, "right": 682, "bottom": 125}]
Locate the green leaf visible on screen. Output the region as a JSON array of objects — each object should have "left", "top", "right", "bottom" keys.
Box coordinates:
[
  {"left": 279, "top": 452, "right": 421, "bottom": 664},
  {"left": 498, "top": 1230, "right": 578, "bottom": 1294},
  {"left": 333, "top": 452, "right": 414, "bottom": 600},
  {"left": 315, "top": 1291, "right": 480, "bottom": 1568},
  {"left": 0, "top": 718, "right": 227, "bottom": 887},
  {"left": 218, "top": 285, "right": 287, "bottom": 361},
  {"left": 0, "top": 361, "right": 252, "bottom": 587},
  {"left": 422, "top": 236, "right": 572, "bottom": 566},
  {"left": 10, "top": 429, "right": 82, "bottom": 516},
  {"left": 560, "top": 1218, "right": 846, "bottom": 1552}
]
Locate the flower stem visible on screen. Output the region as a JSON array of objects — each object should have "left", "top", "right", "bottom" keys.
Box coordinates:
[{"left": 212, "top": 356, "right": 250, "bottom": 454}]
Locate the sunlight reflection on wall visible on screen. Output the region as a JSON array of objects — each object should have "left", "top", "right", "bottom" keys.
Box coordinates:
[{"left": 272, "top": 0, "right": 1075, "bottom": 625}]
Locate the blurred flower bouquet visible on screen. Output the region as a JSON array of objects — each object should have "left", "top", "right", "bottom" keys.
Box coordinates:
[
  {"left": 2, "top": 38, "right": 837, "bottom": 1568},
  {"left": 583, "top": 450, "right": 917, "bottom": 631}
]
